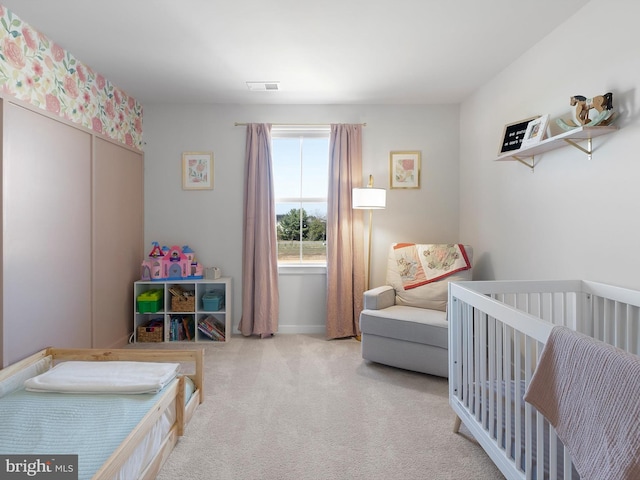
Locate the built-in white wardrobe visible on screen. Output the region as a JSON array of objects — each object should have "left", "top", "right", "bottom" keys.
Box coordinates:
[{"left": 1, "top": 96, "right": 144, "bottom": 367}]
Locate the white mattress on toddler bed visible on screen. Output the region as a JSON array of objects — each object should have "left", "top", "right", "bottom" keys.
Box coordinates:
[{"left": 0, "top": 357, "right": 195, "bottom": 480}]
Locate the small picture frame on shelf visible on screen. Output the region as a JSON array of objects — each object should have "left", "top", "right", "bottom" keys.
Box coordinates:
[
  {"left": 182, "top": 151, "right": 213, "bottom": 190},
  {"left": 520, "top": 114, "right": 550, "bottom": 148},
  {"left": 499, "top": 116, "right": 538, "bottom": 154},
  {"left": 390, "top": 151, "right": 421, "bottom": 189}
]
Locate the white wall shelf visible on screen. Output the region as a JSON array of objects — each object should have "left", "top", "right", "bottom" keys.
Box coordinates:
[
  {"left": 495, "top": 125, "right": 618, "bottom": 171},
  {"left": 134, "top": 278, "right": 232, "bottom": 343}
]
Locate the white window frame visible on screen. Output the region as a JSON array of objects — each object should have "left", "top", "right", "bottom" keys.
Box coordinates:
[{"left": 271, "top": 125, "right": 330, "bottom": 268}]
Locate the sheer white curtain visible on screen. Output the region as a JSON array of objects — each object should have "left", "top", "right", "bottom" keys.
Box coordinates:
[
  {"left": 238, "top": 123, "right": 279, "bottom": 338},
  {"left": 326, "top": 124, "right": 365, "bottom": 339}
]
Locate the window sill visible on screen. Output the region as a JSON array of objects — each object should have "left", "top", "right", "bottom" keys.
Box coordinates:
[{"left": 278, "top": 265, "right": 327, "bottom": 275}]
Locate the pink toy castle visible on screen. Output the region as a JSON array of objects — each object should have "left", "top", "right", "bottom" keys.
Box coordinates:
[{"left": 141, "top": 242, "right": 204, "bottom": 281}]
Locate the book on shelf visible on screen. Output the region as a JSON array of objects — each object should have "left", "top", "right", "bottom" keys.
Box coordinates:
[
  {"left": 197, "top": 323, "right": 222, "bottom": 341},
  {"left": 182, "top": 317, "right": 192, "bottom": 340},
  {"left": 170, "top": 317, "right": 181, "bottom": 341},
  {"left": 198, "top": 316, "right": 225, "bottom": 341},
  {"left": 170, "top": 316, "right": 195, "bottom": 341},
  {"left": 196, "top": 319, "right": 212, "bottom": 338},
  {"left": 211, "top": 316, "right": 226, "bottom": 334},
  {"left": 203, "top": 316, "right": 224, "bottom": 341}
]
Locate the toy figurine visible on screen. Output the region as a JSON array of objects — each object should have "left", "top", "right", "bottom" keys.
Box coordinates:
[
  {"left": 557, "top": 92, "right": 615, "bottom": 131},
  {"left": 147, "top": 241, "right": 163, "bottom": 258}
]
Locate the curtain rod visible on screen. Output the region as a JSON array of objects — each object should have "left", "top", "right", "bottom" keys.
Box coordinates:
[{"left": 234, "top": 122, "right": 366, "bottom": 127}]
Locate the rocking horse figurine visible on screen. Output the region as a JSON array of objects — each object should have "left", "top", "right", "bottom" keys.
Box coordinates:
[{"left": 557, "top": 92, "right": 615, "bottom": 131}]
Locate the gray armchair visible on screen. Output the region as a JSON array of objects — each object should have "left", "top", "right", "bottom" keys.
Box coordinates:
[{"left": 359, "top": 243, "right": 473, "bottom": 377}]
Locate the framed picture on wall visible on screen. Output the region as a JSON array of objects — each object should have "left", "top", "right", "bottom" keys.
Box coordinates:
[
  {"left": 390, "top": 151, "right": 421, "bottom": 189},
  {"left": 520, "top": 114, "right": 550, "bottom": 148},
  {"left": 182, "top": 151, "right": 213, "bottom": 190}
]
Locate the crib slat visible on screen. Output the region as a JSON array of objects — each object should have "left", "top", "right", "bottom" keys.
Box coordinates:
[
  {"left": 479, "top": 311, "right": 488, "bottom": 430},
  {"left": 504, "top": 324, "right": 513, "bottom": 464},
  {"left": 495, "top": 320, "right": 504, "bottom": 448},
  {"left": 630, "top": 305, "right": 640, "bottom": 355},
  {"left": 474, "top": 308, "right": 481, "bottom": 425},
  {"left": 465, "top": 303, "right": 472, "bottom": 407},
  {"left": 514, "top": 330, "right": 524, "bottom": 474},
  {"left": 488, "top": 315, "right": 496, "bottom": 438},
  {"left": 549, "top": 425, "right": 558, "bottom": 480},
  {"left": 460, "top": 304, "right": 468, "bottom": 404},
  {"left": 524, "top": 335, "right": 533, "bottom": 478},
  {"left": 536, "top": 411, "right": 544, "bottom": 480},
  {"left": 563, "top": 441, "right": 572, "bottom": 479}
]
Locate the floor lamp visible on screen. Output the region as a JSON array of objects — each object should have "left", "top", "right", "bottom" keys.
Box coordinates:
[{"left": 352, "top": 174, "right": 387, "bottom": 291}]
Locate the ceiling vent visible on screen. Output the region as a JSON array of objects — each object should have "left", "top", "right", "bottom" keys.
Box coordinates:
[{"left": 246, "top": 81, "right": 281, "bottom": 91}]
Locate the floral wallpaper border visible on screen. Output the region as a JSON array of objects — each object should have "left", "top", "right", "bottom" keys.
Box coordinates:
[{"left": 0, "top": 5, "right": 143, "bottom": 150}]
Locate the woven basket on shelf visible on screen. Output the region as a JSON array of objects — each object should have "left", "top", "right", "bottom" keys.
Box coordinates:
[
  {"left": 137, "top": 324, "right": 163, "bottom": 342},
  {"left": 171, "top": 295, "right": 195, "bottom": 312}
]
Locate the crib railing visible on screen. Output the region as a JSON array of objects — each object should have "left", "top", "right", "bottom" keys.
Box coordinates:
[{"left": 448, "top": 280, "right": 640, "bottom": 480}]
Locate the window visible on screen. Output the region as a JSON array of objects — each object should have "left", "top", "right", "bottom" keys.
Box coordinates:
[{"left": 272, "top": 126, "right": 330, "bottom": 264}]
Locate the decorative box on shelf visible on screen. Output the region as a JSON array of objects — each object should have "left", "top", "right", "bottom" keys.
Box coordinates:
[
  {"left": 137, "top": 319, "right": 164, "bottom": 342},
  {"left": 202, "top": 292, "right": 224, "bottom": 311},
  {"left": 136, "top": 289, "right": 163, "bottom": 313},
  {"left": 169, "top": 285, "right": 196, "bottom": 312},
  {"left": 171, "top": 294, "right": 195, "bottom": 312}
]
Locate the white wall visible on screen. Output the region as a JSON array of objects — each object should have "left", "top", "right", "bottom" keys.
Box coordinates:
[
  {"left": 459, "top": 0, "right": 640, "bottom": 289},
  {"left": 142, "top": 104, "right": 460, "bottom": 333}
]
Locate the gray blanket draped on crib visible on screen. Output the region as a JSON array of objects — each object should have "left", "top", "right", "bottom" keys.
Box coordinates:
[{"left": 524, "top": 326, "right": 640, "bottom": 480}]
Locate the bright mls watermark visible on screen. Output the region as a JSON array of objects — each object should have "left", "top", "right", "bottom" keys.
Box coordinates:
[{"left": 1, "top": 455, "right": 77, "bottom": 479}]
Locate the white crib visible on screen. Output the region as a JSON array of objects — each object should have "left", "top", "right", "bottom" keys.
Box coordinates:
[{"left": 448, "top": 280, "right": 640, "bottom": 480}]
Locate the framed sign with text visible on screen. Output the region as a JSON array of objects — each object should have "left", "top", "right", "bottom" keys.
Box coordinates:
[{"left": 499, "top": 117, "right": 539, "bottom": 154}]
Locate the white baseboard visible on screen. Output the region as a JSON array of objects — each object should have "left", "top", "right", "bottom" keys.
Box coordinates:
[
  {"left": 277, "top": 324, "right": 326, "bottom": 335},
  {"left": 230, "top": 323, "right": 326, "bottom": 335}
]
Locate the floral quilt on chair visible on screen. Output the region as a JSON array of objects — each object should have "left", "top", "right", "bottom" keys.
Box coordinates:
[{"left": 393, "top": 243, "right": 471, "bottom": 290}]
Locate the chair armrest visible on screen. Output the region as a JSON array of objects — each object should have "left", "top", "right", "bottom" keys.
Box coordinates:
[{"left": 363, "top": 285, "right": 396, "bottom": 310}]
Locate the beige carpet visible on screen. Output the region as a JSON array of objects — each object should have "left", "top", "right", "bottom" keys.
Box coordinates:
[{"left": 147, "top": 334, "right": 504, "bottom": 480}]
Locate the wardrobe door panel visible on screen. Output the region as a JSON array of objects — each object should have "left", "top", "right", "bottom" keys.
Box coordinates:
[
  {"left": 3, "top": 103, "right": 91, "bottom": 365},
  {"left": 92, "top": 138, "right": 144, "bottom": 347}
]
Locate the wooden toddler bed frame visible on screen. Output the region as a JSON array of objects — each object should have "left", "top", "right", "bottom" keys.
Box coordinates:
[{"left": 0, "top": 347, "right": 204, "bottom": 480}]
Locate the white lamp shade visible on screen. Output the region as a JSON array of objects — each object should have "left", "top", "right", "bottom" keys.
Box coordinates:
[{"left": 352, "top": 187, "right": 386, "bottom": 209}]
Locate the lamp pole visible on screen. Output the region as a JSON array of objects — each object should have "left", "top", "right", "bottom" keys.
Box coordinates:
[{"left": 365, "top": 176, "right": 375, "bottom": 291}]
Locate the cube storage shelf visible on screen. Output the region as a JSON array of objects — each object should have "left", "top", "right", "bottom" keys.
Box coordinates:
[{"left": 134, "top": 278, "right": 232, "bottom": 343}]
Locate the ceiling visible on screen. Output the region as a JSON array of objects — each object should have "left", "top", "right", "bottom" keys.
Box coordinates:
[{"left": 2, "top": 0, "right": 590, "bottom": 106}]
